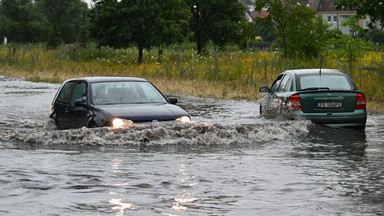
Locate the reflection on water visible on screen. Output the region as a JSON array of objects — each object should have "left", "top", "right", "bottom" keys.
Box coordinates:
[
  {"left": 171, "top": 163, "right": 198, "bottom": 213},
  {"left": 109, "top": 198, "right": 134, "bottom": 216},
  {"left": 172, "top": 193, "right": 197, "bottom": 212},
  {"left": 296, "top": 125, "right": 367, "bottom": 160}
]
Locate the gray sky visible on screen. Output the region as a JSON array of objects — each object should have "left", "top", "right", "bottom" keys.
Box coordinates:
[{"left": 83, "top": 0, "right": 94, "bottom": 8}]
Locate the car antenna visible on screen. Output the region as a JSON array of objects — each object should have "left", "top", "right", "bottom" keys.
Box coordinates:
[{"left": 318, "top": 51, "right": 322, "bottom": 76}]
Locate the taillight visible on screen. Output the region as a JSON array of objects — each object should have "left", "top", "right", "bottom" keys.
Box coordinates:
[
  {"left": 355, "top": 93, "right": 366, "bottom": 109},
  {"left": 287, "top": 95, "right": 302, "bottom": 110}
]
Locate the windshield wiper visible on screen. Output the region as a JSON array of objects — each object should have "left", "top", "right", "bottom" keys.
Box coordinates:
[{"left": 299, "top": 87, "right": 330, "bottom": 91}]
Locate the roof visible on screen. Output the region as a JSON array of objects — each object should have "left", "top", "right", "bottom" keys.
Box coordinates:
[
  {"left": 247, "top": 10, "right": 269, "bottom": 20},
  {"left": 64, "top": 76, "right": 148, "bottom": 83},
  {"left": 283, "top": 68, "right": 346, "bottom": 75}
]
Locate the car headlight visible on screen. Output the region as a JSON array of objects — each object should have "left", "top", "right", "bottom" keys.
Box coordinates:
[
  {"left": 176, "top": 116, "right": 191, "bottom": 123},
  {"left": 112, "top": 118, "right": 133, "bottom": 128}
]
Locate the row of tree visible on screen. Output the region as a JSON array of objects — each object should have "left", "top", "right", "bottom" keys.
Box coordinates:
[
  {"left": 0, "top": 0, "right": 88, "bottom": 44},
  {"left": 89, "top": 0, "right": 245, "bottom": 63},
  {"left": 0, "top": 0, "right": 383, "bottom": 64}
]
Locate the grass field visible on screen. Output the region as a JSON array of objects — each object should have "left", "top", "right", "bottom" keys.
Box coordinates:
[{"left": 0, "top": 45, "right": 383, "bottom": 113}]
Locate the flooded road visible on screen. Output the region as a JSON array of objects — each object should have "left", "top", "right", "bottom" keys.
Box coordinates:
[{"left": 0, "top": 75, "right": 383, "bottom": 215}]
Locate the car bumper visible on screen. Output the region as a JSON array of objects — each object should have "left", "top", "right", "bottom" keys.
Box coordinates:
[{"left": 298, "top": 109, "right": 367, "bottom": 128}]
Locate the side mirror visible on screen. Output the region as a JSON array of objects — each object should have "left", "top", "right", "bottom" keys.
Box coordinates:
[
  {"left": 168, "top": 97, "right": 178, "bottom": 104},
  {"left": 259, "top": 86, "right": 270, "bottom": 93},
  {"left": 74, "top": 97, "right": 87, "bottom": 107}
]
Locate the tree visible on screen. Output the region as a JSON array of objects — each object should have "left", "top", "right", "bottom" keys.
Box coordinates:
[
  {"left": 255, "top": 0, "right": 291, "bottom": 58},
  {"left": 335, "top": 0, "right": 384, "bottom": 29},
  {"left": 47, "top": 22, "right": 61, "bottom": 49},
  {"left": 89, "top": 0, "right": 188, "bottom": 65},
  {"left": 240, "top": 21, "right": 257, "bottom": 50},
  {"left": 36, "top": 0, "right": 89, "bottom": 43},
  {"left": 285, "top": 4, "right": 329, "bottom": 59},
  {"left": 256, "top": 0, "right": 329, "bottom": 59},
  {"left": 253, "top": 16, "right": 278, "bottom": 49},
  {"left": 0, "top": 0, "right": 49, "bottom": 43},
  {"left": 185, "top": 0, "right": 246, "bottom": 54}
]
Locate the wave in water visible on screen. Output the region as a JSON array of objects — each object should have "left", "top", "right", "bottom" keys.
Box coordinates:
[{"left": 1, "top": 120, "right": 311, "bottom": 146}]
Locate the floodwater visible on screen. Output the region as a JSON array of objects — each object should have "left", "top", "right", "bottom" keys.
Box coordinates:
[{"left": 0, "top": 75, "right": 383, "bottom": 216}]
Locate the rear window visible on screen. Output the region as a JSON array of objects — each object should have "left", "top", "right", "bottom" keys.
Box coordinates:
[{"left": 297, "top": 74, "right": 354, "bottom": 90}]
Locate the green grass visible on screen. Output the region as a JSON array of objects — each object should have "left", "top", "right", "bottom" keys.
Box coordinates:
[{"left": 0, "top": 45, "right": 383, "bottom": 112}]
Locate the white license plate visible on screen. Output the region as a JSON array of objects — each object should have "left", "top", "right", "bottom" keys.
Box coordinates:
[{"left": 315, "top": 101, "right": 343, "bottom": 109}]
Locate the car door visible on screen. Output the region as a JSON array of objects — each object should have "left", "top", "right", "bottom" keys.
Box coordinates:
[
  {"left": 271, "top": 74, "right": 288, "bottom": 98},
  {"left": 270, "top": 73, "right": 294, "bottom": 107},
  {"left": 66, "top": 81, "right": 90, "bottom": 128},
  {"left": 276, "top": 73, "right": 293, "bottom": 103},
  {"left": 54, "top": 81, "right": 76, "bottom": 129}
]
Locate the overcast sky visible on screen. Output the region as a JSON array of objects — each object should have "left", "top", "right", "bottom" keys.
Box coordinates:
[{"left": 82, "top": 0, "right": 94, "bottom": 8}]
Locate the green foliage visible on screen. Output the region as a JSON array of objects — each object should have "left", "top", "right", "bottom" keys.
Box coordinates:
[
  {"left": 78, "top": 26, "right": 89, "bottom": 48},
  {"left": 327, "top": 34, "right": 370, "bottom": 72},
  {"left": 0, "top": 0, "right": 88, "bottom": 44},
  {"left": 240, "top": 21, "right": 258, "bottom": 49},
  {"left": 252, "top": 17, "right": 278, "bottom": 49},
  {"left": 37, "top": 0, "right": 89, "bottom": 44},
  {"left": 185, "top": 0, "right": 246, "bottom": 54},
  {"left": 359, "top": 29, "right": 384, "bottom": 46},
  {"left": 286, "top": 11, "right": 329, "bottom": 59},
  {"left": 256, "top": 0, "right": 330, "bottom": 59},
  {"left": 255, "top": 0, "right": 294, "bottom": 58},
  {"left": 0, "top": 0, "right": 49, "bottom": 43},
  {"left": 47, "top": 22, "right": 62, "bottom": 49},
  {"left": 89, "top": 0, "right": 188, "bottom": 64}
]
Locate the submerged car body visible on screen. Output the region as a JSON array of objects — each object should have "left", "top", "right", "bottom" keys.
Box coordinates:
[
  {"left": 50, "top": 76, "right": 190, "bottom": 129},
  {"left": 259, "top": 69, "right": 367, "bottom": 128}
]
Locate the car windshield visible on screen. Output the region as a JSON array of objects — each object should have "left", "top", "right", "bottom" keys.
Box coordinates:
[
  {"left": 91, "top": 81, "right": 168, "bottom": 105},
  {"left": 297, "top": 74, "right": 353, "bottom": 90}
]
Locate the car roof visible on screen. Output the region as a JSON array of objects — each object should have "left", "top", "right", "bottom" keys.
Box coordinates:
[
  {"left": 64, "top": 76, "right": 148, "bottom": 83},
  {"left": 283, "top": 69, "right": 346, "bottom": 76}
]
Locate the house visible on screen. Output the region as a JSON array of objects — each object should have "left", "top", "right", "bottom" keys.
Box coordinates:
[
  {"left": 249, "top": 0, "right": 370, "bottom": 35},
  {"left": 306, "top": 0, "right": 371, "bottom": 34},
  {"left": 246, "top": 10, "right": 269, "bottom": 22}
]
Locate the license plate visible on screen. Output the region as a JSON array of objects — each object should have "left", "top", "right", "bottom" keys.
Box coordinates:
[{"left": 315, "top": 101, "right": 343, "bottom": 109}]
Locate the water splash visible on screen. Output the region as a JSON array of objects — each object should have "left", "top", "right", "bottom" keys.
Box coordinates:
[
  {"left": 257, "top": 94, "right": 302, "bottom": 120},
  {"left": 1, "top": 120, "right": 311, "bottom": 146}
]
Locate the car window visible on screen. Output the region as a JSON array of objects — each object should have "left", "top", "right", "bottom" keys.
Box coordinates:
[
  {"left": 91, "top": 81, "right": 168, "bottom": 105},
  {"left": 278, "top": 75, "right": 291, "bottom": 92},
  {"left": 56, "top": 81, "right": 76, "bottom": 104},
  {"left": 285, "top": 78, "right": 293, "bottom": 92},
  {"left": 271, "top": 74, "right": 284, "bottom": 93},
  {"left": 70, "top": 83, "right": 87, "bottom": 106},
  {"left": 298, "top": 74, "right": 353, "bottom": 90}
]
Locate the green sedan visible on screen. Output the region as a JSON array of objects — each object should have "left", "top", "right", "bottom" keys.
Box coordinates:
[{"left": 259, "top": 69, "right": 367, "bottom": 128}]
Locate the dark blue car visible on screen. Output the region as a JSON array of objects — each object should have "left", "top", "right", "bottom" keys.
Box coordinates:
[{"left": 50, "top": 76, "right": 191, "bottom": 129}]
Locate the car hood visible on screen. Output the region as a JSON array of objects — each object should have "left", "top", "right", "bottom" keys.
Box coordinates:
[{"left": 95, "top": 103, "right": 188, "bottom": 122}]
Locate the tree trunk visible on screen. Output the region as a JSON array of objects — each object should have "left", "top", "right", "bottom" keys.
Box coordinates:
[
  {"left": 281, "top": 28, "right": 287, "bottom": 59},
  {"left": 196, "top": 30, "right": 202, "bottom": 55},
  {"left": 138, "top": 45, "right": 143, "bottom": 65}
]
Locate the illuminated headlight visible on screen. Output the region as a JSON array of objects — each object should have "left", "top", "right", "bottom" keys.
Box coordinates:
[
  {"left": 176, "top": 116, "right": 191, "bottom": 123},
  {"left": 112, "top": 118, "right": 133, "bottom": 128}
]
